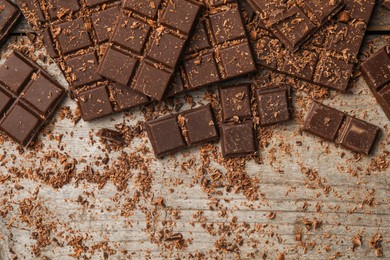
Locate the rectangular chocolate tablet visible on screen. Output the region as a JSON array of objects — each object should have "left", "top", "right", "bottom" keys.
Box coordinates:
[
  {"left": 303, "top": 101, "right": 380, "bottom": 155},
  {"left": 360, "top": 46, "right": 390, "bottom": 120},
  {"left": 219, "top": 84, "right": 252, "bottom": 122},
  {"left": 146, "top": 104, "right": 219, "bottom": 158},
  {"left": 243, "top": 0, "right": 376, "bottom": 92},
  {"left": 18, "top": 0, "right": 150, "bottom": 121},
  {"left": 167, "top": 0, "right": 257, "bottom": 97},
  {"left": 97, "top": 0, "right": 202, "bottom": 101},
  {"left": 221, "top": 121, "right": 256, "bottom": 158},
  {"left": 246, "top": 0, "right": 343, "bottom": 51},
  {"left": 0, "top": 0, "right": 21, "bottom": 47},
  {"left": 256, "top": 86, "right": 292, "bottom": 126},
  {"left": 0, "top": 51, "right": 66, "bottom": 146}
]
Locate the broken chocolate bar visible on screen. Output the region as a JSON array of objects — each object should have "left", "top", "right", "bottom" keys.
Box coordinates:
[
  {"left": 360, "top": 46, "right": 390, "bottom": 121},
  {"left": 98, "top": 0, "right": 202, "bottom": 101},
  {"left": 167, "top": 0, "right": 256, "bottom": 97},
  {"left": 246, "top": 0, "right": 343, "bottom": 51},
  {"left": 18, "top": 0, "right": 150, "bottom": 121},
  {"left": 0, "top": 0, "right": 21, "bottom": 47},
  {"left": 0, "top": 51, "right": 66, "bottom": 146},
  {"left": 303, "top": 101, "right": 380, "bottom": 155},
  {"left": 146, "top": 104, "right": 219, "bottom": 158},
  {"left": 244, "top": 0, "right": 376, "bottom": 92}
]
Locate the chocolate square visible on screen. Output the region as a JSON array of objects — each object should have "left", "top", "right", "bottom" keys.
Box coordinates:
[
  {"left": 256, "top": 86, "right": 291, "bottom": 126},
  {"left": 76, "top": 85, "right": 114, "bottom": 121},
  {"left": 184, "top": 53, "right": 220, "bottom": 89},
  {"left": 219, "top": 84, "right": 252, "bottom": 122},
  {"left": 221, "top": 121, "right": 256, "bottom": 158},
  {"left": 65, "top": 52, "right": 102, "bottom": 88},
  {"left": 209, "top": 8, "right": 246, "bottom": 44}
]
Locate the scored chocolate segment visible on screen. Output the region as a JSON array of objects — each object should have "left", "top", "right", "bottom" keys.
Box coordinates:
[
  {"left": 146, "top": 105, "right": 219, "bottom": 158},
  {"left": 18, "top": 0, "right": 150, "bottom": 121},
  {"left": 98, "top": 0, "right": 202, "bottom": 101},
  {"left": 167, "top": 0, "right": 256, "bottom": 97},
  {"left": 0, "top": 51, "right": 65, "bottom": 146},
  {"left": 255, "top": 86, "right": 292, "bottom": 126},
  {"left": 360, "top": 46, "right": 390, "bottom": 120},
  {"left": 246, "top": 0, "right": 343, "bottom": 51},
  {"left": 303, "top": 101, "right": 381, "bottom": 155},
  {"left": 221, "top": 121, "right": 256, "bottom": 158},
  {"left": 219, "top": 84, "right": 252, "bottom": 122},
  {"left": 181, "top": 105, "right": 219, "bottom": 146},
  {"left": 0, "top": 0, "right": 21, "bottom": 47},
  {"left": 244, "top": 0, "right": 376, "bottom": 92}
]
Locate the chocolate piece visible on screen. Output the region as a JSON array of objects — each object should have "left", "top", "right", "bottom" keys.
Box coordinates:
[
  {"left": 246, "top": 0, "right": 343, "bottom": 51},
  {"left": 244, "top": 0, "right": 376, "bottom": 92},
  {"left": 97, "top": 128, "right": 125, "bottom": 144},
  {"left": 18, "top": 0, "right": 150, "bottom": 121},
  {"left": 97, "top": 0, "right": 202, "bottom": 101},
  {"left": 360, "top": 46, "right": 390, "bottom": 120},
  {"left": 383, "top": 0, "right": 390, "bottom": 10},
  {"left": 219, "top": 84, "right": 252, "bottom": 122},
  {"left": 255, "top": 86, "right": 292, "bottom": 126},
  {"left": 146, "top": 104, "right": 219, "bottom": 158},
  {"left": 0, "top": 0, "right": 21, "bottom": 46},
  {"left": 0, "top": 51, "right": 65, "bottom": 146},
  {"left": 221, "top": 121, "right": 256, "bottom": 158},
  {"left": 303, "top": 101, "right": 380, "bottom": 154},
  {"left": 167, "top": 0, "right": 256, "bottom": 97}
]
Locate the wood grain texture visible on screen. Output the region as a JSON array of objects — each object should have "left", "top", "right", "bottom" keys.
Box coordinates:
[{"left": 0, "top": 3, "right": 389, "bottom": 260}]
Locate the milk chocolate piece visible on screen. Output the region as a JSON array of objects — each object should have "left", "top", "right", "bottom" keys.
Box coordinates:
[
  {"left": 219, "top": 84, "right": 252, "bottom": 122},
  {"left": 244, "top": 0, "right": 376, "bottom": 92},
  {"left": 0, "top": 0, "right": 21, "bottom": 46},
  {"left": 221, "top": 121, "right": 256, "bottom": 158},
  {"left": 98, "top": 0, "right": 202, "bottom": 101},
  {"left": 18, "top": 0, "right": 150, "bottom": 121},
  {"left": 246, "top": 0, "right": 343, "bottom": 51},
  {"left": 0, "top": 52, "right": 65, "bottom": 146},
  {"left": 255, "top": 86, "right": 292, "bottom": 126},
  {"left": 303, "top": 101, "right": 380, "bottom": 155},
  {"left": 360, "top": 46, "right": 390, "bottom": 120},
  {"left": 146, "top": 104, "right": 219, "bottom": 158},
  {"left": 167, "top": 0, "right": 256, "bottom": 97}
]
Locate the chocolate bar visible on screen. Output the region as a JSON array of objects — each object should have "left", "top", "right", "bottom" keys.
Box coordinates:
[
  {"left": 146, "top": 104, "right": 219, "bottom": 158},
  {"left": 303, "top": 101, "right": 380, "bottom": 155},
  {"left": 18, "top": 0, "right": 150, "bottom": 121},
  {"left": 0, "top": 51, "right": 66, "bottom": 146},
  {"left": 219, "top": 84, "right": 252, "bottom": 122},
  {"left": 243, "top": 0, "right": 376, "bottom": 92},
  {"left": 246, "top": 0, "right": 343, "bottom": 51},
  {"left": 0, "top": 0, "right": 21, "bottom": 47},
  {"left": 360, "top": 46, "right": 390, "bottom": 121},
  {"left": 221, "top": 121, "right": 256, "bottom": 158},
  {"left": 255, "top": 86, "right": 292, "bottom": 126},
  {"left": 97, "top": 0, "right": 202, "bottom": 101},
  {"left": 167, "top": 0, "right": 256, "bottom": 97}
]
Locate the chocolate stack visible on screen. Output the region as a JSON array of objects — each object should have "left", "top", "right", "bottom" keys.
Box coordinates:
[{"left": 0, "top": 0, "right": 385, "bottom": 157}]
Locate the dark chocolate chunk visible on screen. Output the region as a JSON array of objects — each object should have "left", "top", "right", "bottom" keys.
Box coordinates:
[
  {"left": 255, "top": 86, "right": 292, "bottom": 126},
  {"left": 18, "top": 0, "right": 150, "bottom": 121},
  {"left": 167, "top": 1, "right": 256, "bottom": 97},
  {"left": 181, "top": 105, "right": 219, "bottom": 146},
  {"left": 303, "top": 101, "right": 380, "bottom": 154},
  {"left": 98, "top": 0, "right": 202, "bottom": 100},
  {"left": 221, "top": 121, "right": 256, "bottom": 158},
  {"left": 246, "top": 0, "right": 343, "bottom": 51},
  {"left": 361, "top": 46, "right": 390, "bottom": 120},
  {"left": 0, "top": 51, "right": 65, "bottom": 146},
  {"left": 0, "top": 0, "right": 21, "bottom": 47},
  {"left": 244, "top": 0, "right": 375, "bottom": 92},
  {"left": 97, "top": 128, "right": 125, "bottom": 144},
  {"left": 335, "top": 116, "right": 380, "bottom": 155},
  {"left": 219, "top": 84, "right": 252, "bottom": 122},
  {"left": 146, "top": 104, "right": 219, "bottom": 158}
]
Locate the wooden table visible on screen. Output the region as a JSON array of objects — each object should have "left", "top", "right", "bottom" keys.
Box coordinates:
[{"left": 0, "top": 3, "right": 389, "bottom": 260}]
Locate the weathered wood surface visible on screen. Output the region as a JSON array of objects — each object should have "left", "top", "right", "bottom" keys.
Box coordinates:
[{"left": 0, "top": 3, "right": 389, "bottom": 260}]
